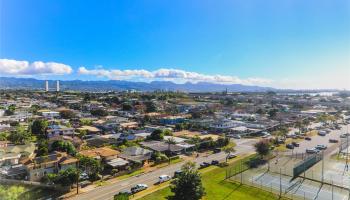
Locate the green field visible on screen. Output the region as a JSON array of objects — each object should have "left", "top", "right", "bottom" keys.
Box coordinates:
[
  {"left": 140, "top": 156, "right": 287, "bottom": 200},
  {"left": 0, "top": 184, "right": 61, "bottom": 200}
]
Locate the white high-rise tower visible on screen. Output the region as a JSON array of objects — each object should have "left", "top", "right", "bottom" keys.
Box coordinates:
[
  {"left": 56, "top": 80, "right": 60, "bottom": 92},
  {"left": 45, "top": 80, "right": 49, "bottom": 92}
]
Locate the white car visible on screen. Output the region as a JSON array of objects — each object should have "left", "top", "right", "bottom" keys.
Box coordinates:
[
  {"left": 232, "top": 135, "right": 241, "bottom": 139},
  {"left": 158, "top": 175, "right": 171, "bottom": 183},
  {"left": 306, "top": 148, "right": 320, "bottom": 154},
  {"left": 131, "top": 184, "right": 148, "bottom": 193}
]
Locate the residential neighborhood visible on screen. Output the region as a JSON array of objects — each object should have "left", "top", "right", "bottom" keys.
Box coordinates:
[{"left": 1, "top": 89, "right": 350, "bottom": 199}]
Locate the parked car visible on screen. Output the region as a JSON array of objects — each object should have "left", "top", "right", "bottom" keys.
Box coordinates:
[
  {"left": 213, "top": 148, "right": 221, "bottom": 153},
  {"left": 315, "top": 144, "right": 327, "bottom": 150},
  {"left": 306, "top": 148, "right": 320, "bottom": 154},
  {"left": 232, "top": 135, "right": 241, "bottom": 139},
  {"left": 131, "top": 184, "right": 148, "bottom": 193},
  {"left": 211, "top": 160, "right": 219, "bottom": 165},
  {"left": 79, "top": 172, "right": 89, "bottom": 181},
  {"left": 158, "top": 175, "right": 171, "bottom": 183},
  {"left": 305, "top": 137, "right": 312, "bottom": 141},
  {"left": 174, "top": 170, "right": 182, "bottom": 178},
  {"left": 340, "top": 133, "right": 350, "bottom": 138},
  {"left": 318, "top": 131, "right": 326, "bottom": 136},
  {"left": 329, "top": 139, "right": 339, "bottom": 143},
  {"left": 286, "top": 144, "right": 294, "bottom": 149},
  {"left": 292, "top": 142, "right": 300, "bottom": 147},
  {"left": 227, "top": 154, "right": 237, "bottom": 159},
  {"left": 200, "top": 162, "right": 211, "bottom": 168}
]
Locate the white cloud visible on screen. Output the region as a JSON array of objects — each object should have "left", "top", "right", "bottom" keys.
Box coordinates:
[
  {"left": 0, "top": 59, "right": 73, "bottom": 75},
  {"left": 78, "top": 66, "right": 272, "bottom": 85}
]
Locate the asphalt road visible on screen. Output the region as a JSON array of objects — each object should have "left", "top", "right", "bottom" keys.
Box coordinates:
[{"left": 70, "top": 138, "right": 257, "bottom": 200}]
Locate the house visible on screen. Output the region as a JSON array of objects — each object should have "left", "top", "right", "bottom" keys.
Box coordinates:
[
  {"left": 79, "top": 147, "right": 119, "bottom": 161},
  {"left": 0, "top": 153, "right": 21, "bottom": 166},
  {"left": 140, "top": 140, "right": 188, "bottom": 155},
  {"left": 119, "top": 121, "right": 138, "bottom": 130},
  {"left": 24, "top": 152, "right": 77, "bottom": 182},
  {"left": 1, "top": 143, "right": 36, "bottom": 159},
  {"left": 106, "top": 158, "right": 129, "bottom": 170},
  {"left": 210, "top": 119, "right": 237, "bottom": 129},
  {"left": 160, "top": 115, "right": 188, "bottom": 125},
  {"left": 77, "top": 125, "right": 102, "bottom": 135},
  {"left": 40, "top": 111, "right": 60, "bottom": 119},
  {"left": 47, "top": 125, "right": 75, "bottom": 138},
  {"left": 119, "top": 146, "right": 152, "bottom": 163}
]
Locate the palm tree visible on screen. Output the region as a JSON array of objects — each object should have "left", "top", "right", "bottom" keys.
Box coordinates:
[{"left": 165, "top": 138, "right": 176, "bottom": 164}]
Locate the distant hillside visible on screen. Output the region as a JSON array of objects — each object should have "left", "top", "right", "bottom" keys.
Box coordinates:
[{"left": 0, "top": 77, "right": 276, "bottom": 92}]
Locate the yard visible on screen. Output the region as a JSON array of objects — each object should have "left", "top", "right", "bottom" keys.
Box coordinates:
[{"left": 139, "top": 155, "right": 287, "bottom": 200}]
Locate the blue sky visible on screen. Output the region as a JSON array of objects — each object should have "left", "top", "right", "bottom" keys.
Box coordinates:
[{"left": 0, "top": 0, "right": 349, "bottom": 89}]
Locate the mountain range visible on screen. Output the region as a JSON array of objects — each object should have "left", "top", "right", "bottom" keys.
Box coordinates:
[{"left": 0, "top": 77, "right": 278, "bottom": 92}]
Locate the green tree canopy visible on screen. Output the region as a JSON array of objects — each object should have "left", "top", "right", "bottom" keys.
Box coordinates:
[
  {"left": 168, "top": 162, "right": 205, "bottom": 200},
  {"left": 7, "top": 126, "right": 31, "bottom": 145},
  {"left": 59, "top": 109, "right": 76, "bottom": 119},
  {"left": 48, "top": 167, "right": 78, "bottom": 187},
  {"left": 51, "top": 140, "right": 77, "bottom": 156},
  {"left": 147, "top": 129, "right": 164, "bottom": 141},
  {"left": 31, "top": 119, "right": 48, "bottom": 138},
  {"left": 254, "top": 140, "right": 271, "bottom": 159}
]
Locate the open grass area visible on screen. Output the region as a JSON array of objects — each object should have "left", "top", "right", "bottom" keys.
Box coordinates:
[
  {"left": 117, "top": 168, "right": 145, "bottom": 180},
  {"left": 139, "top": 155, "right": 287, "bottom": 200},
  {"left": 0, "top": 184, "right": 62, "bottom": 200}
]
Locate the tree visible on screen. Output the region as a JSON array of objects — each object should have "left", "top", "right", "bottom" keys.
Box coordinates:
[
  {"left": 223, "top": 142, "right": 235, "bottom": 162},
  {"left": 114, "top": 193, "right": 129, "bottom": 200},
  {"left": 4, "top": 105, "right": 16, "bottom": 116},
  {"left": 144, "top": 101, "right": 157, "bottom": 113},
  {"left": 78, "top": 155, "right": 102, "bottom": 180},
  {"left": 168, "top": 162, "right": 205, "bottom": 200},
  {"left": 165, "top": 138, "right": 176, "bottom": 164},
  {"left": 122, "top": 103, "right": 132, "bottom": 111},
  {"left": 59, "top": 109, "right": 76, "bottom": 119},
  {"left": 147, "top": 129, "right": 164, "bottom": 141},
  {"left": 30, "top": 104, "right": 40, "bottom": 114},
  {"left": 91, "top": 108, "right": 108, "bottom": 117},
  {"left": 31, "top": 119, "right": 48, "bottom": 138},
  {"left": 0, "top": 131, "right": 9, "bottom": 141},
  {"left": 49, "top": 167, "right": 78, "bottom": 187},
  {"left": 7, "top": 126, "right": 31, "bottom": 145},
  {"left": 254, "top": 140, "right": 270, "bottom": 159},
  {"left": 37, "top": 139, "right": 49, "bottom": 156},
  {"left": 51, "top": 140, "right": 77, "bottom": 156},
  {"left": 267, "top": 108, "right": 278, "bottom": 118},
  {"left": 151, "top": 151, "right": 169, "bottom": 164}
]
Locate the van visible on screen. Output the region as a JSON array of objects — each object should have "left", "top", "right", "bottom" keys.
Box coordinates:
[{"left": 158, "top": 175, "right": 171, "bottom": 183}]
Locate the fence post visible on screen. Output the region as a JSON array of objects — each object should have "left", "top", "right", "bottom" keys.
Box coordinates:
[{"left": 279, "top": 168, "right": 282, "bottom": 198}]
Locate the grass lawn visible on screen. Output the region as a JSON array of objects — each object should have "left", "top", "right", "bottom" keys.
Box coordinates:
[
  {"left": 140, "top": 155, "right": 287, "bottom": 200},
  {"left": 117, "top": 168, "right": 145, "bottom": 180}
]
